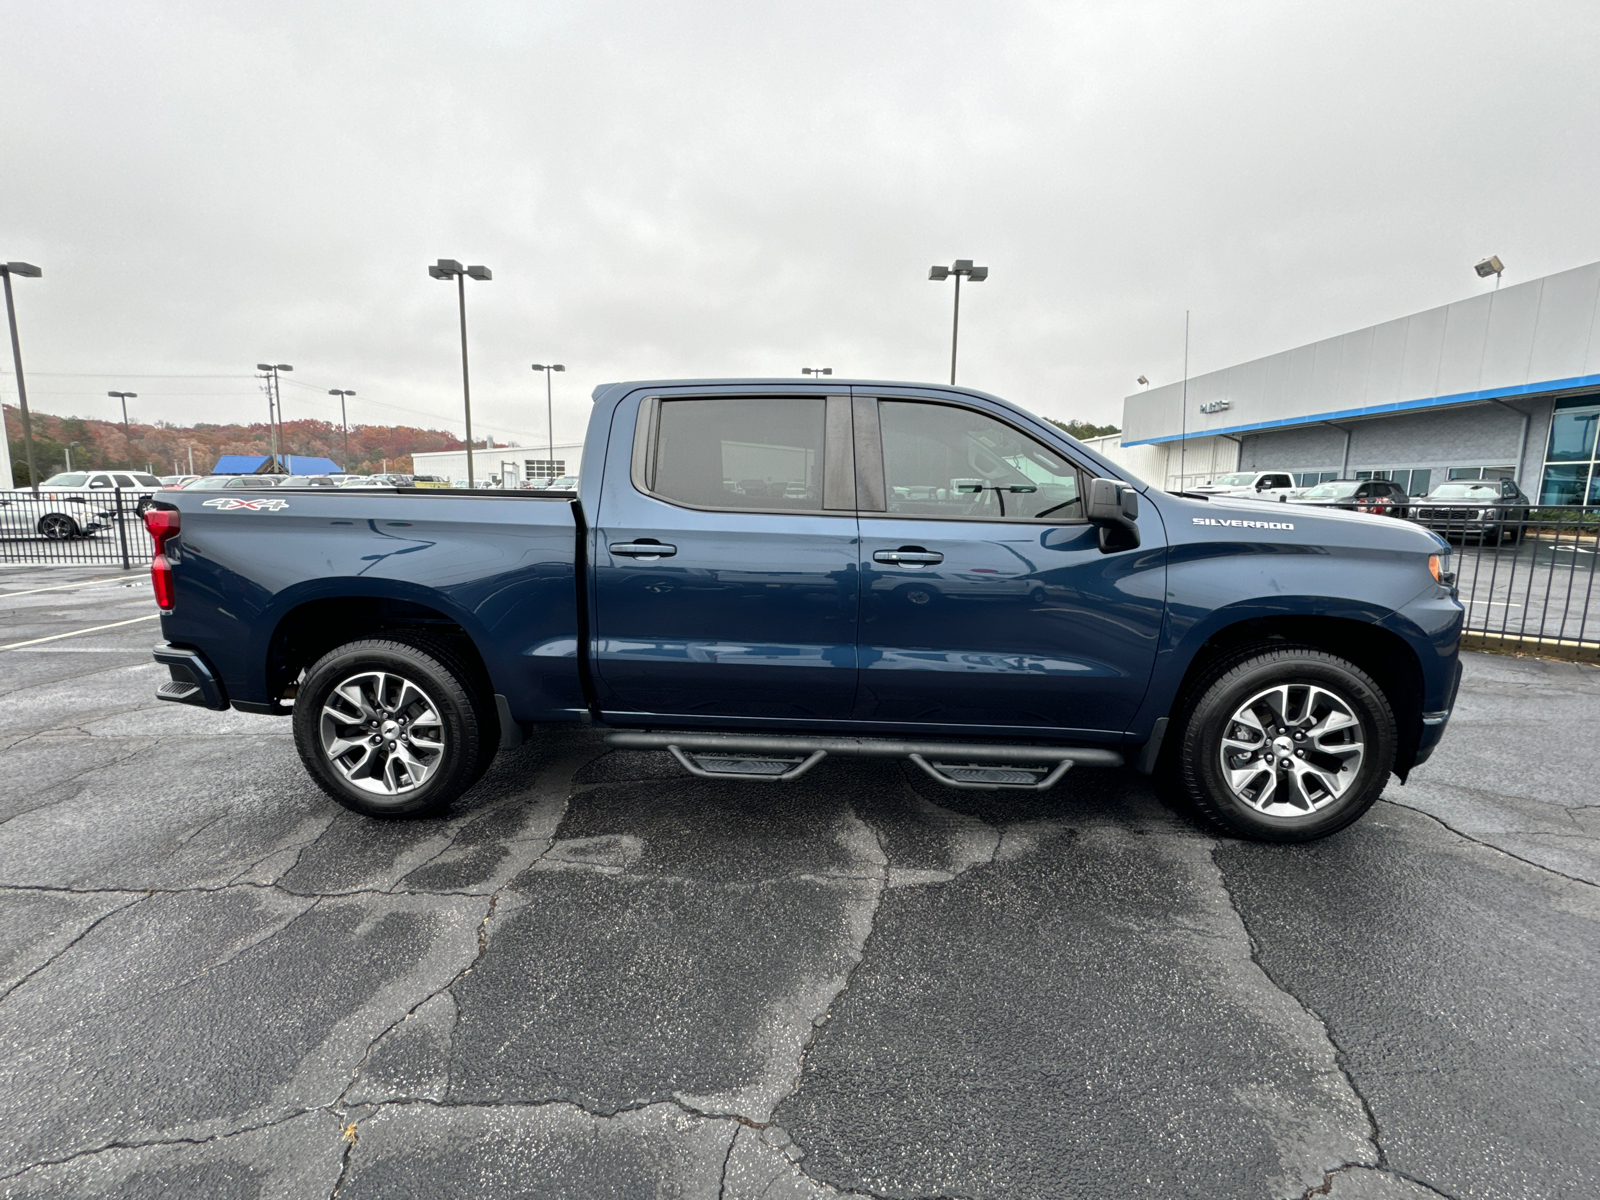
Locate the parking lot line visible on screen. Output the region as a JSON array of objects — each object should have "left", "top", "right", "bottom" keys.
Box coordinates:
[
  {"left": 0, "top": 579, "right": 138, "bottom": 600},
  {"left": 0, "top": 613, "right": 159, "bottom": 650}
]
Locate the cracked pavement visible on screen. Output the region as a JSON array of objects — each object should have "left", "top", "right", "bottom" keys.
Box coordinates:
[{"left": 0, "top": 565, "right": 1596, "bottom": 1199}]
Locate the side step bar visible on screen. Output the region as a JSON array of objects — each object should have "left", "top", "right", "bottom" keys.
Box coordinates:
[{"left": 603, "top": 731, "right": 1123, "bottom": 792}]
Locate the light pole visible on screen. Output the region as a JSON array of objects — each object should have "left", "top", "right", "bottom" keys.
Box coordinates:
[
  {"left": 530, "top": 364, "right": 564, "bottom": 485},
  {"left": 108, "top": 391, "right": 137, "bottom": 459},
  {"left": 256, "top": 363, "right": 292, "bottom": 470},
  {"left": 927, "top": 259, "right": 988, "bottom": 385},
  {"left": 801, "top": 367, "right": 832, "bottom": 378},
  {"left": 429, "top": 259, "right": 492, "bottom": 487},
  {"left": 64, "top": 441, "right": 81, "bottom": 472},
  {"left": 2, "top": 261, "right": 43, "bottom": 492},
  {"left": 328, "top": 389, "right": 355, "bottom": 467}
]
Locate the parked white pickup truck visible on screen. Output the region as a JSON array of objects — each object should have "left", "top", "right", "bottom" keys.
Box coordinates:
[{"left": 1187, "top": 471, "right": 1299, "bottom": 501}]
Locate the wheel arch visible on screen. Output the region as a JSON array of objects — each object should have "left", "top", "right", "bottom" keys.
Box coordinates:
[
  {"left": 266, "top": 593, "right": 496, "bottom": 708},
  {"left": 1166, "top": 614, "right": 1426, "bottom": 780}
]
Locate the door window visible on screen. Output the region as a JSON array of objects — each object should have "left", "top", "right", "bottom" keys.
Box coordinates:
[
  {"left": 113, "top": 474, "right": 138, "bottom": 487},
  {"left": 648, "top": 397, "right": 825, "bottom": 511},
  {"left": 1261, "top": 474, "right": 1293, "bottom": 489},
  {"left": 876, "top": 401, "right": 1083, "bottom": 521}
]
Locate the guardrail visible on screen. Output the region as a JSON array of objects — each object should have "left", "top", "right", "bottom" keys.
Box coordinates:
[
  {"left": 0, "top": 489, "right": 155, "bottom": 568},
  {"left": 1421, "top": 505, "right": 1599, "bottom": 660}
]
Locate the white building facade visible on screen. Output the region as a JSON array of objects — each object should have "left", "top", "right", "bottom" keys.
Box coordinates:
[
  {"left": 1104, "top": 260, "right": 1600, "bottom": 501},
  {"left": 410, "top": 441, "right": 584, "bottom": 487}
]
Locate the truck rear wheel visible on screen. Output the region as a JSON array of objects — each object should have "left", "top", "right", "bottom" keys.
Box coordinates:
[
  {"left": 1177, "top": 647, "right": 1396, "bottom": 842},
  {"left": 293, "top": 637, "right": 494, "bottom": 818}
]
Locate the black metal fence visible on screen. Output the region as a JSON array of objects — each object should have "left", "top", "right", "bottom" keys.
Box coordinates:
[
  {"left": 1434, "top": 505, "right": 1599, "bottom": 658},
  {"left": 0, "top": 489, "right": 155, "bottom": 568}
]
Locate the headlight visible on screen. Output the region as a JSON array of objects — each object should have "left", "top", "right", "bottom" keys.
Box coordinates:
[{"left": 1429, "top": 553, "right": 1455, "bottom": 586}]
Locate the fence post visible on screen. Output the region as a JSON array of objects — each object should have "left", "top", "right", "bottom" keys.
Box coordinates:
[{"left": 115, "top": 488, "right": 132, "bottom": 570}]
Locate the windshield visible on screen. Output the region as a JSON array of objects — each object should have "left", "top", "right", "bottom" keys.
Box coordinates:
[
  {"left": 1302, "top": 481, "right": 1360, "bottom": 499},
  {"left": 41, "top": 473, "right": 90, "bottom": 487},
  {"left": 1211, "top": 473, "right": 1257, "bottom": 487},
  {"left": 1428, "top": 483, "right": 1499, "bottom": 499}
]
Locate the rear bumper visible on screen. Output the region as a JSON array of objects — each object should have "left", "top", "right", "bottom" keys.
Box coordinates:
[{"left": 152, "top": 642, "right": 229, "bottom": 710}]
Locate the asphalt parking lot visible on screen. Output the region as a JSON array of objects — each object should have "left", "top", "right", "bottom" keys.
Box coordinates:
[{"left": 0, "top": 565, "right": 1596, "bottom": 1200}]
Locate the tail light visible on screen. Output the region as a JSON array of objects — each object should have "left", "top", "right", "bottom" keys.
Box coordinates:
[{"left": 143, "top": 508, "right": 180, "bottom": 611}]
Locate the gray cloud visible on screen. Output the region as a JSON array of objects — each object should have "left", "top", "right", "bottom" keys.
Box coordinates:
[{"left": 3, "top": 0, "right": 1597, "bottom": 448}]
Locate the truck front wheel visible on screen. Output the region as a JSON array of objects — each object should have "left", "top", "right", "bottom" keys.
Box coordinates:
[
  {"left": 1177, "top": 647, "right": 1396, "bottom": 842},
  {"left": 293, "top": 637, "right": 493, "bottom": 818}
]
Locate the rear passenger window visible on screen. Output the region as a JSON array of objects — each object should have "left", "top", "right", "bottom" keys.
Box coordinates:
[
  {"left": 113, "top": 474, "right": 138, "bottom": 487},
  {"left": 877, "top": 400, "right": 1084, "bottom": 522},
  {"left": 650, "top": 397, "right": 825, "bottom": 510}
]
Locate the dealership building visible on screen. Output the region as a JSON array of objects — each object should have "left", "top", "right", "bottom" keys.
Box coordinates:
[
  {"left": 410, "top": 440, "right": 583, "bottom": 487},
  {"left": 1097, "top": 259, "right": 1600, "bottom": 504}
]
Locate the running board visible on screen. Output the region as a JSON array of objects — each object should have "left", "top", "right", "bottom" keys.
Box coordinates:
[{"left": 603, "top": 731, "right": 1122, "bottom": 791}]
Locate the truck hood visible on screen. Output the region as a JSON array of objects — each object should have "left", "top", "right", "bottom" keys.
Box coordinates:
[{"left": 1161, "top": 491, "right": 1448, "bottom": 551}]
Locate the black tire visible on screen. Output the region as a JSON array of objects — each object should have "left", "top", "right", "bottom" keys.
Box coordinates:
[
  {"left": 1176, "top": 646, "right": 1396, "bottom": 842},
  {"left": 293, "top": 636, "right": 496, "bottom": 818},
  {"left": 37, "top": 513, "right": 80, "bottom": 540}
]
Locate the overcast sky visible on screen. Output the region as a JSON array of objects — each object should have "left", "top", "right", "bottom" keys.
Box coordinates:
[{"left": 3, "top": 0, "right": 1598, "bottom": 451}]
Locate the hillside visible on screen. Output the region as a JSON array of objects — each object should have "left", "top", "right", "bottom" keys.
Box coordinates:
[{"left": 4, "top": 404, "right": 469, "bottom": 483}]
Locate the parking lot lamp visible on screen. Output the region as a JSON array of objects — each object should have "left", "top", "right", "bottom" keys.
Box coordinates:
[
  {"left": 108, "top": 391, "right": 137, "bottom": 455},
  {"left": 801, "top": 367, "right": 832, "bottom": 377},
  {"left": 328, "top": 389, "right": 355, "bottom": 467},
  {"left": 1475, "top": 256, "right": 1505, "bottom": 289},
  {"left": 430, "top": 260, "right": 492, "bottom": 487},
  {"left": 530, "top": 363, "right": 564, "bottom": 485},
  {"left": 2, "top": 262, "right": 43, "bottom": 493},
  {"left": 928, "top": 260, "right": 987, "bottom": 385},
  {"left": 256, "top": 363, "right": 292, "bottom": 469}
]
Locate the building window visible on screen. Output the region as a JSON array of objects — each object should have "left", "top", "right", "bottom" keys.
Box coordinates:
[
  {"left": 524, "top": 459, "right": 566, "bottom": 478},
  {"left": 1540, "top": 397, "right": 1600, "bottom": 505}
]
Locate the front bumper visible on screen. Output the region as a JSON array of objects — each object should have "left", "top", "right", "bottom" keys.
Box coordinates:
[
  {"left": 1410, "top": 657, "right": 1464, "bottom": 768},
  {"left": 152, "top": 642, "right": 229, "bottom": 710}
]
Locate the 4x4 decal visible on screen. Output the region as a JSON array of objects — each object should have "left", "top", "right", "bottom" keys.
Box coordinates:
[{"left": 201, "top": 497, "right": 291, "bottom": 511}]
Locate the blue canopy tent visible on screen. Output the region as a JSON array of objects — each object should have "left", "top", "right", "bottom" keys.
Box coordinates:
[{"left": 210, "top": 454, "right": 343, "bottom": 476}]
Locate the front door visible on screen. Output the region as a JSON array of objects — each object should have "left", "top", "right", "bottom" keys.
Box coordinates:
[
  {"left": 592, "top": 392, "right": 860, "bottom": 721},
  {"left": 854, "top": 396, "right": 1165, "bottom": 735}
]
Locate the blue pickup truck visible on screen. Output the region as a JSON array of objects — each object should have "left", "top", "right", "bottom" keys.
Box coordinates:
[{"left": 145, "top": 379, "right": 1462, "bottom": 842}]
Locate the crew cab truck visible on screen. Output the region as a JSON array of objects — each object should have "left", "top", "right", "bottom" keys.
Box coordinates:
[{"left": 146, "top": 379, "right": 1463, "bottom": 842}]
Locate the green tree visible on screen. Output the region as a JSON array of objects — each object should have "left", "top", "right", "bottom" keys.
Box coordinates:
[{"left": 1047, "top": 418, "right": 1121, "bottom": 441}]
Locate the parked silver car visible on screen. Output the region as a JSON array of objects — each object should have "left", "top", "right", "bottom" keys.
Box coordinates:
[{"left": 0, "top": 492, "right": 108, "bottom": 539}]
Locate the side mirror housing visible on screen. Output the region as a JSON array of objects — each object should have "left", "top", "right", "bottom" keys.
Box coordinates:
[{"left": 1085, "top": 478, "right": 1140, "bottom": 551}]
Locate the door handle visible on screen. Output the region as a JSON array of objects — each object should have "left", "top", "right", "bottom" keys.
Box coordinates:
[
  {"left": 610, "top": 542, "right": 677, "bottom": 558},
  {"left": 873, "top": 547, "right": 943, "bottom": 566}
]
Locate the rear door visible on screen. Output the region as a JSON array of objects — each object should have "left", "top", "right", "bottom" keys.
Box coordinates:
[
  {"left": 591, "top": 391, "right": 861, "bottom": 721},
  {"left": 852, "top": 394, "right": 1165, "bottom": 735}
]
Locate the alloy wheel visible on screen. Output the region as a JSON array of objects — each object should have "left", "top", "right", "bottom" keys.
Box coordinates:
[
  {"left": 1217, "top": 683, "right": 1365, "bottom": 816},
  {"left": 38, "top": 514, "right": 77, "bottom": 540},
  {"left": 319, "top": 670, "right": 447, "bottom": 796}
]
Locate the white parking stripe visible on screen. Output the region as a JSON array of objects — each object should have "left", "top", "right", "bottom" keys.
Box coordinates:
[
  {"left": 0, "top": 613, "right": 160, "bottom": 650},
  {"left": 0, "top": 579, "right": 138, "bottom": 600}
]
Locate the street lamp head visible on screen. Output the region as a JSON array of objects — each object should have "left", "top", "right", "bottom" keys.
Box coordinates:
[
  {"left": 256, "top": 363, "right": 274, "bottom": 371},
  {"left": 551, "top": 364, "right": 564, "bottom": 372},
  {"left": 967, "top": 266, "right": 988, "bottom": 282},
  {"left": 928, "top": 265, "right": 950, "bottom": 281},
  {"left": 952, "top": 259, "right": 973, "bottom": 272},
  {"left": 465, "top": 265, "right": 492, "bottom": 281},
  {"left": 434, "top": 259, "right": 464, "bottom": 276},
  {"left": 802, "top": 367, "right": 832, "bottom": 376},
  {"left": 276, "top": 364, "right": 293, "bottom": 372},
  {"left": 1137, "top": 375, "right": 1149, "bottom": 387},
  {"left": 1475, "top": 255, "right": 1505, "bottom": 278},
  {"left": 3, "top": 262, "right": 42, "bottom": 278}
]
